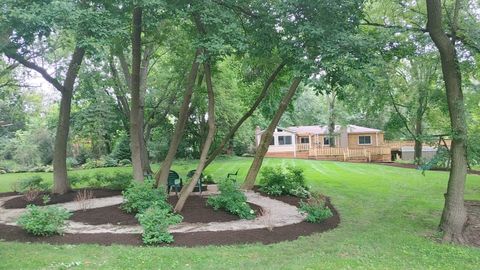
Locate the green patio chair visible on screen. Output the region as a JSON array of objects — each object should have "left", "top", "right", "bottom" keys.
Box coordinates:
[
  {"left": 167, "top": 170, "right": 183, "bottom": 196},
  {"left": 227, "top": 169, "right": 239, "bottom": 182}
]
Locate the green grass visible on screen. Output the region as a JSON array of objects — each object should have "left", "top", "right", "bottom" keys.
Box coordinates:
[{"left": 1, "top": 157, "right": 479, "bottom": 269}]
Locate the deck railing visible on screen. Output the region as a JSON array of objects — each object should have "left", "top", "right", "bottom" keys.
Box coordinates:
[{"left": 296, "top": 143, "right": 310, "bottom": 151}]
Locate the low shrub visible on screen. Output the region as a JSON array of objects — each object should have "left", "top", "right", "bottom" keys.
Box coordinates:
[
  {"left": 259, "top": 166, "right": 309, "bottom": 197},
  {"left": 207, "top": 180, "right": 255, "bottom": 219},
  {"left": 68, "top": 172, "right": 132, "bottom": 190},
  {"left": 118, "top": 159, "right": 132, "bottom": 166},
  {"left": 81, "top": 156, "right": 118, "bottom": 169},
  {"left": 136, "top": 203, "right": 183, "bottom": 245},
  {"left": 68, "top": 174, "right": 91, "bottom": 187},
  {"left": 17, "top": 176, "right": 50, "bottom": 192},
  {"left": 299, "top": 195, "right": 333, "bottom": 223},
  {"left": 122, "top": 180, "right": 170, "bottom": 214},
  {"left": 17, "top": 205, "right": 72, "bottom": 236}
]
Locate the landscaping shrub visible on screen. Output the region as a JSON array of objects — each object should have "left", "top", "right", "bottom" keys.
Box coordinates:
[
  {"left": 122, "top": 180, "right": 170, "bottom": 214},
  {"left": 118, "top": 159, "right": 131, "bottom": 166},
  {"left": 68, "top": 174, "right": 91, "bottom": 187},
  {"left": 69, "top": 172, "right": 132, "bottom": 190},
  {"left": 136, "top": 203, "right": 183, "bottom": 245},
  {"left": 17, "top": 176, "right": 50, "bottom": 192},
  {"left": 299, "top": 195, "right": 333, "bottom": 223},
  {"left": 259, "top": 166, "right": 309, "bottom": 197},
  {"left": 17, "top": 205, "right": 72, "bottom": 236},
  {"left": 207, "top": 180, "right": 256, "bottom": 219}
]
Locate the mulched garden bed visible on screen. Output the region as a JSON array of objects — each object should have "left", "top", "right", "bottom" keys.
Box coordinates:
[
  {"left": 0, "top": 189, "right": 341, "bottom": 247},
  {"left": 70, "top": 196, "right": 262, "bottom": 225},
  {"left": 3, "top": 189, "right": 122, "bottom": 209}
]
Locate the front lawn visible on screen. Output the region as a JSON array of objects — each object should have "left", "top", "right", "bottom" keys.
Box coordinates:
[{"left": 0, "top": 157, "right": 479, "bottom": 269}]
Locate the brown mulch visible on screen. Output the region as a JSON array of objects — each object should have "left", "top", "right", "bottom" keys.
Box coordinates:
[
  {"left": 0, "top": 198, "right": 339, "bottom": 247},
  {"left": 376, "top": 162, "right": 480, "bottom": 175},
  {"left": 0, "top": 188, "right": 340, "bottom": 247},
  {"left": 465, "top": 200, "right": 480, "bottom": 247},
  {"left": 70, "top": 196, "right": 262, "bottom": 225},
  {"left": 2, "top": 189, "right": 122, "bottom": 209}
]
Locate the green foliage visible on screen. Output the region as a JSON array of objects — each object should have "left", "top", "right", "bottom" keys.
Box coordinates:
[
  {"left": 68, "top": 171, "right": 132, "bottom": 190},
  {"left": 17, "top": 176, "right": 49, "bottom": 192},
  {"left": 110, "top": 133, "right": 132, "bottom": 162},
  {"left": 122, "top": 180, "right": 170, "bottom": 214},
  {"left": 82, "top": 156, "right": 118, "bottom": 169},
  {"left": 420, "top": 147, "right": 451, "bottom": 173},
  {"left": 299, "top": 197, "right": 333, "bottom": 223},
  {"left": 136, "top": 204, "right": 183, "bottom": 245},
  {"left": 207, "top": 180, "right": 255, "bottom": 219},
  {"left": 118, "top": 159, "right": 132, "bottom": 166},
  {"left": 17, "top": 205, "right": 72, "bottom": 236},
  {"left": 259, "top": 166, "right": 309, "bottom": 197}
]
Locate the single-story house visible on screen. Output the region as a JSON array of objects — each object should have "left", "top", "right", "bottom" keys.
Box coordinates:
[{"left": 255, "top": 125, "right": 390, "bottom": 162}]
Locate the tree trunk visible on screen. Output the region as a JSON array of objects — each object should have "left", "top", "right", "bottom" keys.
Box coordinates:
[
  {"left": 426, "top": 0, "right": 468, "bottom": 244},
  {"left": 174, "top": 60, "right": 216, "bottom": 212},
  {"left": 129, "top": 6, "right": 144, "bottom": 182},
  {"left": 414, "top": 113, "right": 423, "bottom": 165},
  {"left": 327, "top": 92, "right": 336, "bottom": 147},
  {"left": 53, "top": 46, "right": 85, "bottom": 194},
  {"left": 242, "top": 78, "right": 302, "bottom": 190},
  {"left": 155, "top": 48, "right": 202, "bottom": 187},
  {"left": 203, "top": 61, "right": 286, "bottom": 169},
  {"left": 139, "top": 46, "right": 154, "bottom": 175}
]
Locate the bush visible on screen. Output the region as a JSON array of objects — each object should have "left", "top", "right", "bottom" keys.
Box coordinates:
[
  {"left": 110, "top": 132, "right": 131, "bottom": 161},
  {"left": 17, "top": 205, "right": 72, "bottom": 236},
  {"left": 259, "top": 166, "right": 308, "bottom": 197},
  {"left": 17, "top": 176, "right": 50, "bottom": 192},
  {"left": 207, "top": 180, "right": 255, "bottom": 219},
  {"left": 122, "top": 180, "right": 170, "bottom": 214},
  {"left": 68, "top": 174, "right": 90, "bottom": 187},
  {"left": 299, "top": 195, "right": 333, "bottom": 223},
  {"left": 136, "top": 203, "right": 182, "bottom": 245},
  {"left": 118, "top": 159, "right": 132, "bottom": 166},
  {"left": 66, "top": 157, "right": 79, "bottom": 168}
]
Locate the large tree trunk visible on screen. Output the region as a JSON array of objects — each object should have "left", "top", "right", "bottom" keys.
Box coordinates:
[
  {"left": 327, "top": 92, "right": 336, "bottom": 147},
  {"left": 174, "top": 61, "right": 216, "bottom": 212},
  {"left": 155, "top": 48, "right": 202, "bottom": 188},
  {"left": 203, "top": 61, "right": 286, "bottom": 169},
  {"left": 139, "top": 46, "right": 154, "bottom": 175},
  {"left": 426, "top": 0, "right": 468, "bottom": 244},
  {"left": 242, "top": 78, "right": 302, "bottom": 190},
  {"left": 130, "top": 6, "right": 144, "bottom": 182},
  {"left": 53, "top": 46, "right": 85, "bottom": 194},
  {"left": 414, "top": 110, "right": 423, "bottom": 165}
]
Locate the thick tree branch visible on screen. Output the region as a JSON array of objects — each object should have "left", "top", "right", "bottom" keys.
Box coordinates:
[{"left": 4, "top": 50, "right": 65, "bottom": 92}]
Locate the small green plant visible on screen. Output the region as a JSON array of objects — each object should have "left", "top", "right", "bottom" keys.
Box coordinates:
[
  {"left": 299, "top": 195, "right": 333, "bottom": 223},
  {"left": 136, "top": 203, "right": 183, "bottom": 245},
  {"left": 17, "top": 176, "right": 50, "bottom": 192},
  {"left": 17, "top": 205, "right": 72, "bottom": 236},
  {"left": 259, "top": 166, "right": 308, "bottom": 197},
  {"left": 122, "top": 180, "right": 170, "bottom": 214},
  {"left": 42, "top": 195, "right": 51, "bottom": 205},
  {"left": 207, "top": 180, "right": 255, "bottom": 219}
]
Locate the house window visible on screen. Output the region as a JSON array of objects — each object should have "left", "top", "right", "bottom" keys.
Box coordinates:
[
  {"left": 300, "top": 137, "right": 309, "bottom": 144},
  {"left": 278, "top": 136, "right": 292, "bottom": 145},
  {"left": 323, "top": 137, "right": 330, "bottom": 145},
  {"left": 358, "top": 135, "right": 372, "bottom": 145},
  {"left": 269, "top": 136, "right": 275, "bottom": 145}
]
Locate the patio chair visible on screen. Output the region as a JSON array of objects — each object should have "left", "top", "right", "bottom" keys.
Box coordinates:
[
  {"left": 187, "top": 170, "right": 204, "bottom": 195},
  {"left": 167, "top": 170, "right": 183, "bottom": 196},
  {"left": 226, "top": 169, "right": 239, "bottom": 182}
]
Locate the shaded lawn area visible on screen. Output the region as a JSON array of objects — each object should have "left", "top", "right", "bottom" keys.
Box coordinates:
[{"left": 0, "top": 157, "right": 479, "bottom": 269}]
